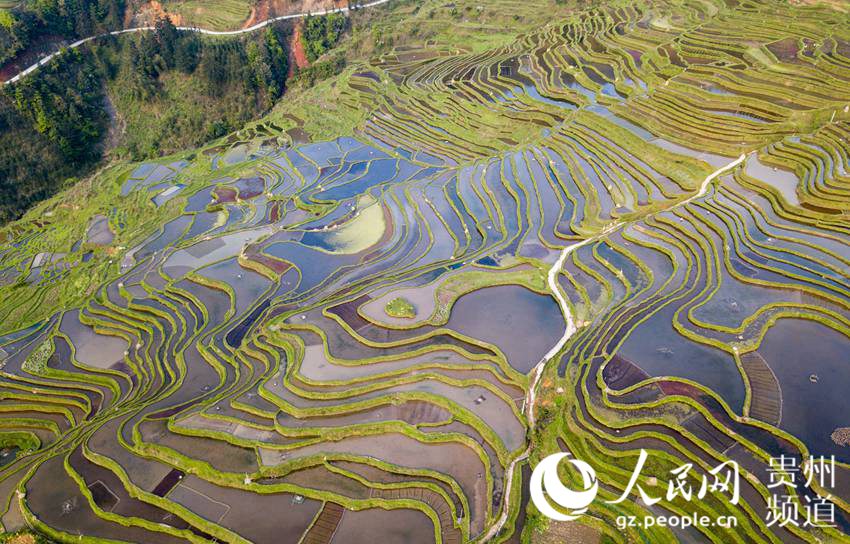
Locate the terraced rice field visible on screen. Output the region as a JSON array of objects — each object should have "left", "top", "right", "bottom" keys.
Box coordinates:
[
  {"left": 161, "top": 0, "right": 254, "bottom": 29},
  {"left": 1, "top": 0, "right": 850, "bottom": 542}
]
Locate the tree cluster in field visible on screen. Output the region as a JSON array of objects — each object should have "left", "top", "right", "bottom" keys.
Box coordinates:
[
  {"left": 293, "top": 54, "right": 346, "bottom": 87},
  {"left": 0, "top": 0, "right": 125, "bottom": 66},
  {"left": 302, "top": 12, "right": 348, "bottom": 62}
]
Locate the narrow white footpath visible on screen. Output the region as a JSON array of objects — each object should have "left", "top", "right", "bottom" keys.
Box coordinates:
[
  {"left": 480, "top": 153, "right": 745, "bottom": 542},
  {"left": 688, "top": 153, "right": 746, "bottom": 203},
  {"left": 4, "top": 0, "right": 392, "bottom": 86},
  {"left": 479, "top": 224, "right": 617, "bottom": 542}
]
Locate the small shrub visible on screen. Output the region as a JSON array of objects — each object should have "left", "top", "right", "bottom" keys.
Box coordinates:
[{"left": 385, "top": 297, "right": 416, "bottom": 319}]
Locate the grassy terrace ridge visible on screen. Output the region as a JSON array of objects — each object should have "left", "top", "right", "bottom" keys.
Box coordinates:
[{"left": 0, "top": 0, "right": 850, "bottom": 543}]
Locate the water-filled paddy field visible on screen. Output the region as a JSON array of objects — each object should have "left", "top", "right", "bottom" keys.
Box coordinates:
[{"left": 1, "top": 0, "right": 850, "bottom": 542}]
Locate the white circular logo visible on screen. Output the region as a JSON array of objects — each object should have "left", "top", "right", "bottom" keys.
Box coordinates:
[{"left": 530, "top": 453, "right": 599, "bottom": 520}]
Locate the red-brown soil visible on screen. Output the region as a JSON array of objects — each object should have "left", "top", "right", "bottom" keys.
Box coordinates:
[
  {"left": 244, "top": 0, "right": 272, "bottom": 28},
  {"left": 290, "top": 21, "right": 310, "bottom": 75},
  {"left": 133, "top": 1, "right": 183, "bottom": 26}
]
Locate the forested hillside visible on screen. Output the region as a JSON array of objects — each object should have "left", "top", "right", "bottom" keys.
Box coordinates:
[
  {"left": 94, "top": 17, "right": 290, "bottom": 158},
  {"left": 0, "top": 0, "right": 125, "bottom": 66},
  {"left": 0, "top": 48, "right": 105, "bottom": 223},
  {"left": 0, "top": 10, "right": 348, "bottom": 224}
]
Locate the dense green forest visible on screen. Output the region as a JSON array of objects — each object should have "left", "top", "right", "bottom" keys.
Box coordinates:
[
  {"left": 0, "top": 48, "right": 105, "bottom": 224},
  {"left": 109, "top": 17, "right": 289, "bottom": 104},
  {"left": 0, "top": 10, "right": 350, "bottom": 224},
  {"left": 0, "top": 0, "right": 125, "bottom": 66},
  {"left": 12, "top": 47, "right": 105, "bottom": 161}
]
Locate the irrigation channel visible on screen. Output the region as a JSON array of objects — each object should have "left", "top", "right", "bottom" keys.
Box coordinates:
[
  {"left": 482, "top": 152, "right": 747, "bottom": 541},
  {"left": 3, "top": 0, "right": 392, "bottom": 86}
]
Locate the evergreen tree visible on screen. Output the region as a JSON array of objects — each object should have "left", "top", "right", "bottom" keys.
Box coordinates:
[
  {"left": 264, "top": 26, "right": 288, "bottom": 97},
  {"left": 155, "top": 16, "right": 178, "bottom": 69},
  {"left": 174, "top": 32, "right": 200, "bottom": 74}
]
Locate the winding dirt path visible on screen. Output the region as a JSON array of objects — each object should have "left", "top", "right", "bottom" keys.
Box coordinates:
[{"left": 480, "top": 153, "right": 747, "bottom": 542}]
